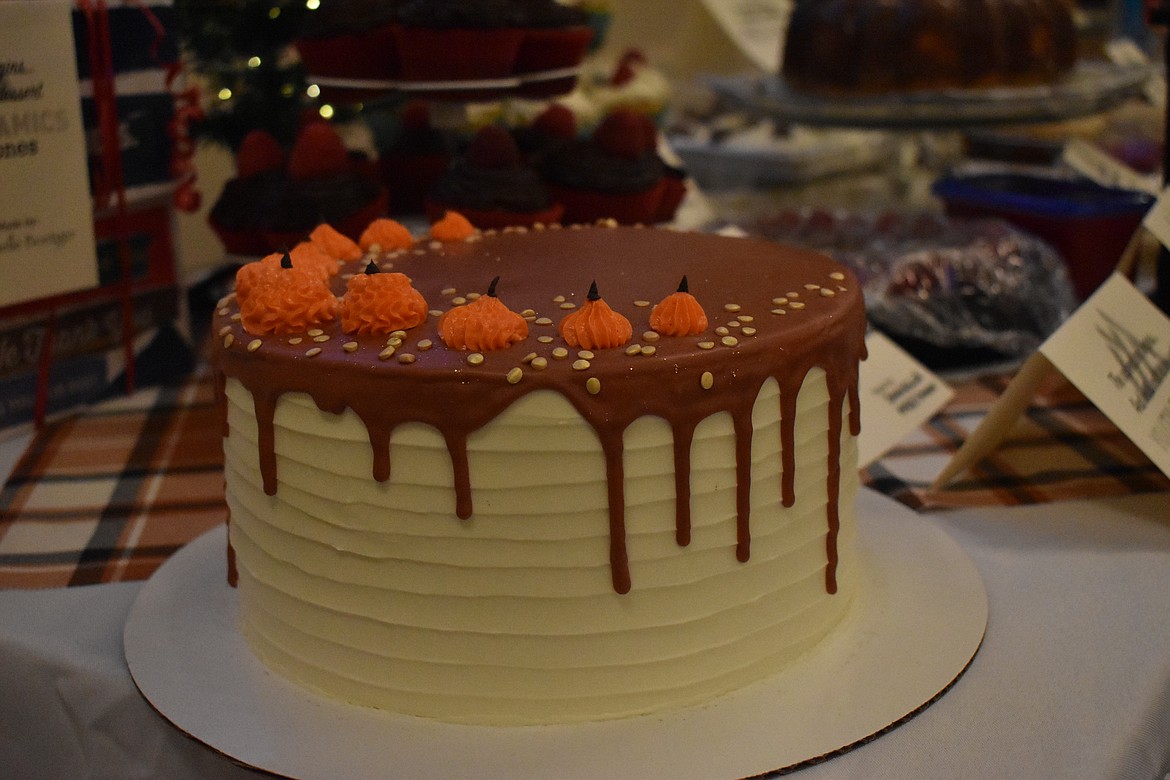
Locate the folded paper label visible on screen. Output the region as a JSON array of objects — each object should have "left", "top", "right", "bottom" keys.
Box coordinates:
[
  {"left": 857, "top": 330, "right": 954, "bottom": 467},
  {"left": 1040, "top": 272, "right": 1170, "bottom": 478}
]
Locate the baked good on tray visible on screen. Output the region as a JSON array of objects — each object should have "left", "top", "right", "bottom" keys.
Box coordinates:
[
  {"left": 781, "top": 0, "right": 1078, "bottom": 95},
  {"left": 211, "top": 219, "right": 867, "bottom": 725}
]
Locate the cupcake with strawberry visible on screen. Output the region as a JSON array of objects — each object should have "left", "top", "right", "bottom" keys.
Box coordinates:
[
  {"left": 425, "top": 124, "right": 562, "bottom": 230},
  {"left": 294, "top": 0, "right": 400, "bottom": 82},
  {"left": 540, "top": 108, "right": 682, "bottom": 225},
  {"left": 259, "top": 121, "right": 389, "bottom": 250}
]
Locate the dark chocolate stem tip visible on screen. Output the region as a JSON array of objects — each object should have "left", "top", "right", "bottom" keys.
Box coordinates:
[
  {"left": 678, "top": 275, "right": 689, "bottom": 293},
  {"left": 488, "top": 275, "right": 500, "bottom": 297},
  {"left": 364, "top": 260, "right": 380, "bottom": 275},
  {"left": 587, "top": 280, "right": 600, "bottom": 301},
  {"left": 280, "top": 252, "right": 293, "bottom": 269}
]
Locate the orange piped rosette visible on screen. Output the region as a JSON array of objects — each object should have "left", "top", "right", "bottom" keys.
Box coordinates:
[
  {"left": 558, "top": 281, "right": 632, "bottom": 350},
  {"left": 309, "top": 223, "right": 363, "bottom": 261},
  {"left": 359, "top": 218, "right": 415, "bottom": 253},
  {"left": 237, "top": 253, "right": 339, "bottom": 335},
  {"left": 438, "top": 276, "right": 528, "bottom": 351},
  {"left": 340, "top": 261, "right": 429, "bottom": 335},
  {"left": 650, "top": 275, "right": 708, "bottom": 336},
  {"left": 430, "top": 210, "right": 477, "bottom": 243}
]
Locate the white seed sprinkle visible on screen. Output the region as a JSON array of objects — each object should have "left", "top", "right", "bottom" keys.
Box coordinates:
[
  {"left": 507, "top": 367, "right": 524, "bottom": 384},
  {"left": 306, "top": 347, "right": 322, "bottom": 357},
  {"left": 452, "top": 297, "right": 467, "bottom": 306},
  {"left": 742, "top": 327, "right": 757, "bottom": 336},
  {"left": 723, "top": 303, "right": 741, "bottom": 312},
  {"left": 218, "top": 325, "right": 232, "bottom": 337},
  {"left": 715, "top": 326, "right": 730, "bottom": 336},
  {"left": 577, "top": 350, "right": 595, "bottom": 360},
  {"left": 804, "top": 284, "right": 821, "bottom": 291},
  {"left": 467, "top": 353, "right": 485, "bottom": 366},
  {"left": 701, "top": 371, "right": 714, "bottom": 390},
  {"left": 790, "top": 301, "right": 806, "bottom": 310},
  {"left": 230, "top": 313, "right": 242, "bottom": 322},
  {"left": 721, "top": 335, "right": 739, "bottom": 347},
  {"left": 626, "top": 344, "right": 642, "bottom": 356},
  {"left": 442, "top": 287, "right": 457, "bottom": 296},
  {"left": 429, "top": 309, "right": 444, "bottom": 317},
  {"left": 217, "top": 307, "right": 229, "bottom": 317},
  {"left": 379, "top": 346, "right": 396, "bottom": 360},
  {"left": 640, "top": 345, "right": 656, "bottom": 356},
  {"left": 466, "top": 292, "right": 481, "bottom": 301},
  {"left": 521, "top": 308, "right": 536, "bottom": 317},
  {"left": 820, "top": 288, "right": 836, "bottom": 297},
  {"left": 553, "top": 295, "right": 566, "bottom": 303},
  {"left": 787, "top": 291, "right": 801, "bottom": 298},
  {"left": 728, "top": 321, "right": 741, "bottom": 328},
  {"left": 417, "top": 339, "right": 433, "bottom": 351},
  {"left": 634, "top": 300, "right": 651, "bottom": 308},
  {"left": 642, "top": 330, "right": 660, "bottom": 342},
  {"left": 247, "top": 339, "right": 262, "bottom": 352},
  {"left": 559, "top": 302, "right": 577, "bottom": 310},
  {"left": 535, "top": 317, "right": 553, "bottom": 326},
  {"left": 398, "top": 353, "right": 415, "bottom": 364},
  {"left": 737, "top": 315, "right": 754, "bottom": 323},
  {"left": 522, "top": 352, "right": 538, "bottom": 364},
  {"left": 829, "top": 271, "right": 846, "bottom": 281},
  {"left": 572, "top": 359, "right": 591, "bottom": 371},
  {"left": 537, "top": 335, "right": 554, "bottom": 344},
  {"left": 772, "top": 297, "right": 788, "bottom": 306},
  {"left": 531, "top": 356, "right": 548, "bottom": 370},
  {"left": 288, "top": 337, "right": 303, "bottom": 345},
  {"left": 586, "top": 377, "right": 602, "bottom": 394},
  {"left": 386, "top": 336, "right": 403, "bottom": 347},
  {"left": 313, "top": 334, "right": 330, "bottom": 343},
  {"left": 391, "top": 330, "right": 407, "bottom": 339},
  {"left": 308, "top": 328, "right": 324, "bottom": 337},
  {"left": 222, "top": 333, "right": 235, "bottom": 348},
  {"left": 552, "top": 347, "right": 569, "bottom": 359},
  {"left": 343, "top": 341, "right": 359, "bottom": 352},
  {"left": 698, "top": 341, "right": 715, "bottom": 350},
  {"left": 771, "top": 308, "right": 787, "bottom": 315}
]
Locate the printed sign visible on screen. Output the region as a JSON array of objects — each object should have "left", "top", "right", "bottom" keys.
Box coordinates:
[
  {"left": 857, "top": 330, "right": 954, "bottom": 467},
  {"left": 0, "top": 0, "right": 98, "bottom": 309},
  {"left": 1040, "top": 273, "right": 1170, "bottom": 478},
  {"left": 697, "top": 0, "right": 792, "bottom": 72}
]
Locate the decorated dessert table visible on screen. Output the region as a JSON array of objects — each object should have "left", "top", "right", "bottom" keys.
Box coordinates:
[{"left": 0, "top": 361, "right": 1167, "bottom": 779}]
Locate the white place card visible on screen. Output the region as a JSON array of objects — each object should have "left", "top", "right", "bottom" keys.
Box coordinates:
[
  {"left": 1040, "top": 273, "right": 1170, "bottom": 478},
  {"left": 1141, "top": 184, "right": 1170, "bottom": 250},
  {"left": 857, "top": 330, "right": 955, "bottom": 467},
  {"left": 696, "top": 0, "right": 792, "bottom": 72},
  {"left": 0, "top": 0, "right": 98, "bottom": 309}
]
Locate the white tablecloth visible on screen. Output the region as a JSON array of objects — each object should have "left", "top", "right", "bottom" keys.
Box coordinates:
[{"left": 2, "top": 492, "right": 1168, "bottom": 780}]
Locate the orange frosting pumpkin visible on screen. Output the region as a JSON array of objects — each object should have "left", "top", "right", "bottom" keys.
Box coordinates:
[
  {"left": 430, "top": 210, "right": 477, "bottom": 243},
  {"left": 309, "top": 223, "right": 363, "bottom": 261},
  {"left": 558, "top": 281, "right": 633, "bottom": 350},
  {"left": 359, "top": 218, "right": 415, "bottom": 253},
  {"left": 237, "top": 254, "right": 339, "bottom": 335},
  {"left": 438, "top": 276, "right": 528, "bottom": 351},
  {"left": 340, "top": 262, "right": 429, "bottom": 335},
  {"left": 650, "top": 276, "right": 708, "bottom": 336}
]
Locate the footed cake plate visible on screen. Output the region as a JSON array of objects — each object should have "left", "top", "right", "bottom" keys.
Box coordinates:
[{"left": 124, "top": 488, "right": 987, "bottom": 779}]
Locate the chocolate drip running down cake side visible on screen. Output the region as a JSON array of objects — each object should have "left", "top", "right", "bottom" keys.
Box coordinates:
[{"left": 211, "top": 221, "right": 868, "bottom": 725}]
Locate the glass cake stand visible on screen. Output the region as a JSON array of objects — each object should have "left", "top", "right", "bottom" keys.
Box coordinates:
[{"left": 710, "top": 61, "right": 1158, "bottom": 130}]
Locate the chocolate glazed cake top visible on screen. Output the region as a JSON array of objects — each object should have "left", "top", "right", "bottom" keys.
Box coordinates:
[{"left": 213, "top": 225, "right": 868, "bottom": 594}]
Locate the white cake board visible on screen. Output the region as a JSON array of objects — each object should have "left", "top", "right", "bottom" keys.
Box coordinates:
[{"left": 124, "top": 489, "right": 987, "bottom": 779}]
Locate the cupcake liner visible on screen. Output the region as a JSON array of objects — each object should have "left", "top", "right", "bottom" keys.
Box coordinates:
[{"left": 393, "top": 26, "right": 525, "bottom": 81}]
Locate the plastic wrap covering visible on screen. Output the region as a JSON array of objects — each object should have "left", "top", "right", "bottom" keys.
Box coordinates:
[{"left": 745, "top": 209, "right": 1077, "bottom": 362}]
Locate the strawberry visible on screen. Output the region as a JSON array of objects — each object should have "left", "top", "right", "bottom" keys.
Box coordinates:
[
  {"left": 235, "top": 130, "right": 285, "bottom": 178},
  {"left": 592, "top": 108, "right": 655, "bottom": 160},
  {"left": 465, "top": 125, "right": 521, "bottom": 169},
  {"left": 611, "top": 48, "right": 647, "bottom": 86},
  {"left": 287, "top": 122, "right": 350, "bottom": 180},
  {"left": 532, "top": 104, "right": 576, "bottom": 140}
]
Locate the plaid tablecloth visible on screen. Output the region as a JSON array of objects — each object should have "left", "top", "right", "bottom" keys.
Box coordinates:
[{"left": 1, "top": 363, "right": 1166, "bottom": 589}]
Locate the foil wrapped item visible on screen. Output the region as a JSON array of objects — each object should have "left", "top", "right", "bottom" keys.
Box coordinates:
[{"left": 745, "top": 209, "right": 1077, "bottom": 363}]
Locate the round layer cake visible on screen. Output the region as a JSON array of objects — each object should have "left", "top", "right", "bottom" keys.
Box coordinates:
[
  {"left": 212, "top": 223, "right": 867, "bottom": 725},
  {"left": 781, "top": 0, "right": 1078, "bottom": 95}
]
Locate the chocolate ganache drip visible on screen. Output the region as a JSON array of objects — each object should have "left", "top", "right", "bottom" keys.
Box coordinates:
[{"left": 214, "top": 226, "right": 866, "bottom": 595}]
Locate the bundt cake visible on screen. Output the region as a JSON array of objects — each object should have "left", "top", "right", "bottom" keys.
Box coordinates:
[{"left": 781, "top": 0, "right": 1078, "bottom": 95}]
